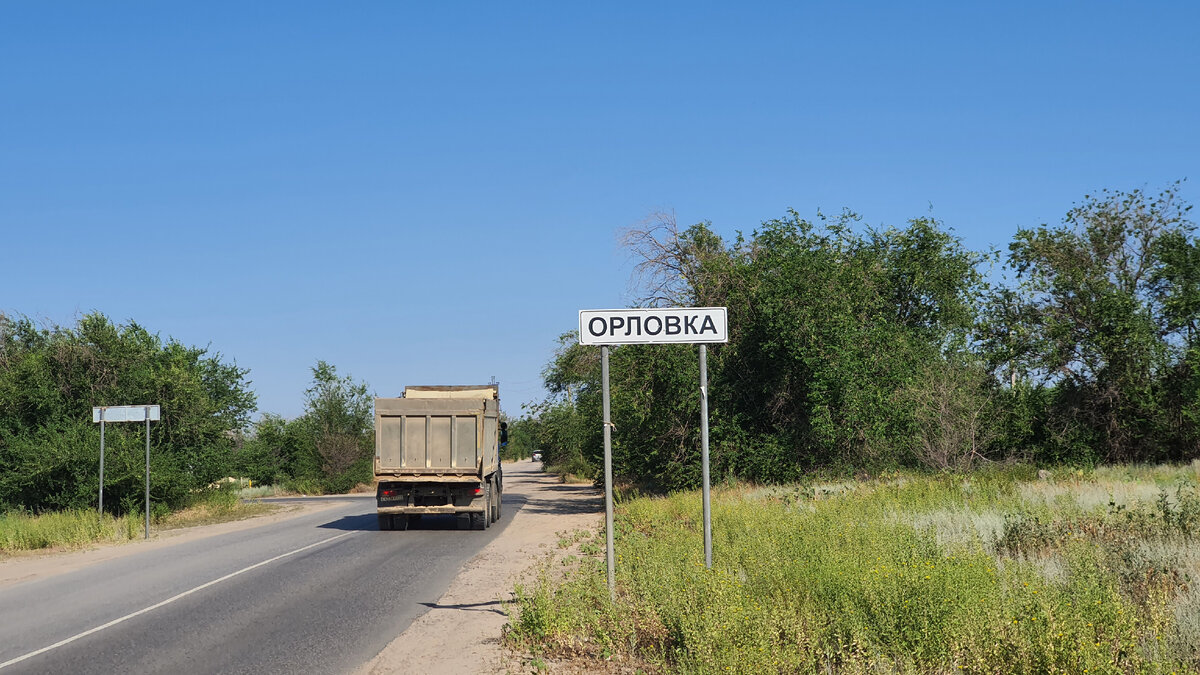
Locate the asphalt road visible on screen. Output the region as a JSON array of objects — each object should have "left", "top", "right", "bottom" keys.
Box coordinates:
[{"left": 0, "top": 480, "right": 522, "bottom": 674}]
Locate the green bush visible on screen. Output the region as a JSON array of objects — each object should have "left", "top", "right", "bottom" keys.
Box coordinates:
[
  {"left": 0, "top": 313, "right": 254, "bottom": 514},
  {"left": 237, "top": 362, "right": 373, "bottom": 494}
]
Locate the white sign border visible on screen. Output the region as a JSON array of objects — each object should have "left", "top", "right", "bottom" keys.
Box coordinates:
[{"left": 578, "top": 307, "right": 728, "bottom": 346}]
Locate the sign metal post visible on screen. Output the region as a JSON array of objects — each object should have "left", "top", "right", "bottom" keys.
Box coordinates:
[
  {"left": 579, "top": 307, "right": 728, "bottom": 596},
  {"left": 145, "top": 407, "right": 151, "bottom": 540},
  {"left": 700, "top": 344, "right": 712, "bottom": 568},
  {"left": 99, "top": 409, "right": 106, "bottom": 515},
  {"left": 92, "top": 405, "right": 160, "bottom": 538},
  {"left": 602, "top": 346, "right": 615, "bottom": 600}
]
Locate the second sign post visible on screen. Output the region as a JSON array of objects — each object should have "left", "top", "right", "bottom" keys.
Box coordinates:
[{"left": 93, "top": 404, "right": 160, "bottom": 539}]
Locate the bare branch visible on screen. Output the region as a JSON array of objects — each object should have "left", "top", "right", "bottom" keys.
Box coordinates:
[{"left": 620, "top": 210, "right": 694, "bottom": 307}]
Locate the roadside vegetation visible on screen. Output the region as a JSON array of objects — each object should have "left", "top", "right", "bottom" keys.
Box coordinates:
[
  {"left": 233, "top": 361, "right": 375, "bottom": 495},
  {"left": 0, "top": 313, "right": 257, "bottom": 516},
  {"left": 508, "top": 184, "right": 1200, "bottom": 671},
  {"left": 0, "top": 484, "right": 276, "bottom": 554},
  {"left": 521, "top": 184, "right": 1200, "bottom": 487},
  {"left": 508, "top": 463, "right": 1200, "bottom": 673},
  {"left": 0, "top": 312, "right": 375, "bottom": 548}
]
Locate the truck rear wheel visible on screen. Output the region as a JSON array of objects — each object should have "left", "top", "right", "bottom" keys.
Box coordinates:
[
  {"left": 491, "top": 479, "right": 501, "bottom": 522},
  {"left": 473, "top": 482, "right": 491, "bottom": 530},
  {"left": 486, "top": 479, "right": 495, "bottom": 523}
]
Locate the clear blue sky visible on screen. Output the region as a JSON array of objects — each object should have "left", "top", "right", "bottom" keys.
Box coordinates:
[{"left": 3, "top": 2, "right": 1197, "bottom": 419}]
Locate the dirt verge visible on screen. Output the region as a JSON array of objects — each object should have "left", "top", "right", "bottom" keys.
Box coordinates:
[{"left": 355, "top": 459, "right": 603, "bottom": 675}]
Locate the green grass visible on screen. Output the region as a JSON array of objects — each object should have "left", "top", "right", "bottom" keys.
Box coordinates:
[
  {"left": 0, "top": 509, "right": 140, "bottom": 551},
  {"left": 1, "top": 487, "right": 278, "bottom": 554},
  {"left": 506, "top": 463, "right": 1200, "bottom": 673}
]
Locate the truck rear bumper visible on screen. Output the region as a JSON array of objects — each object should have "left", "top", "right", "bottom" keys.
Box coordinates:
[
  {"left": 376, "top": 504, "right": 484, "bottom": 515},
  {"left": 375, "top": 478, "right": 489, "bottom": 517}
]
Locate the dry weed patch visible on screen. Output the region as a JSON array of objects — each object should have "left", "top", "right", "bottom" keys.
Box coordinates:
[
  {"left": 1, "top": 486, "right": 279, "bottom": 553},
  {"left": 507, "top": 464, "right": 1200, "bottom": 673}
]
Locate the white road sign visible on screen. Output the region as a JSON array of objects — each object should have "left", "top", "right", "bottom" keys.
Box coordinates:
[
  {"left": 578, "top": 307, "right": 728, "bottom": 345},
  {"left": 92, "top": 405, "right": 161, "bottom": 423}
]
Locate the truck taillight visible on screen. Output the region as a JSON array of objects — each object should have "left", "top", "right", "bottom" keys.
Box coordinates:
[
  {"left": 382, "top": 489, "right": 399, "bottom": 497},
  {"left": 473, "top": 487, "right": 483, "bottom": 496}
]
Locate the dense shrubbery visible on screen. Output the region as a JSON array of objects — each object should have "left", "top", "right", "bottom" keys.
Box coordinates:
[
  {"left": 521, "top": 185, "right": 1200, "bottom": 486},
  {"left": 0, "top": 313, "right": 374, "bottom": 513},
  {"left": 234, "top": 361, "right": 374, "bottom": 494},
  {"left": 0, "top": 313, "right": 255, "bottom": 514}
]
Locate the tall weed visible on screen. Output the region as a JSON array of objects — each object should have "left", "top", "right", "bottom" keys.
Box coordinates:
[
  {"left": 509, "top": 466, "right": 1200, "bottom": 672},
  {"left": 0, "top": 509, "right": 135, "bottom": 551}
]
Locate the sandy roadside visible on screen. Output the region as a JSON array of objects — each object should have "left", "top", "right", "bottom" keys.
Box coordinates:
[{"left": 356, "top": 459, "right": 603, "bottom": 675}]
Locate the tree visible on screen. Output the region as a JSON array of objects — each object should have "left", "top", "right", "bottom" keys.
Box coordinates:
[
  {"left": 622, "top": 211, "right": 737, "bottom": 308},
  {"left": 716, "top": 211, "right": 989, "bottom": 471},
  {"left": 1000, "top": 183, "right": 1198, "bottom": 461},
  {"left": 897, "top": 359, "right": 1000, "bottom": 471},
  {"left": 534, "top": 208, "right": 993, "bottom": 488},
  {"left": 0, "top": 312, "right": 256, "bottom": 512},
  {"left": 301, "top": 361, "right": 374, "bottom": 489},
  {"left": 1156, "top": 219, "right": 1200, "bottom": 449},
  {"left": 236, "top": 361, "right": 374, "bottom": 493},
  {"left": 234, "top": 413, "right": 300, "bottom": 485}
]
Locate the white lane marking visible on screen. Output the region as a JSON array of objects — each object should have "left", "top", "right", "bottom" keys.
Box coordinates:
[{"left": 0, "top": 531, "right": 355, "bottom": 670}]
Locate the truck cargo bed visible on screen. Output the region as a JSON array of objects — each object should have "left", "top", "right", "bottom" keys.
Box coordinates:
[{"left": 374, "top": 385, "right": 503, "bottom": 532}]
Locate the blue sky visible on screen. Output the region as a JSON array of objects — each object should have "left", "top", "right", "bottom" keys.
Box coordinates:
[{"left": 2, "top": 2, "right": 1197, "bottom": 419}]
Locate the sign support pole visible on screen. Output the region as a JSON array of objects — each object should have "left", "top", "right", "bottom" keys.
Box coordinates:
[
  {"left": 602, "top": 345, "right": 615, "bottom": 601},
  {"left": 700, "top": 344, "right": 712, "bottom": 569},
  {"left": 92, "top": 405, "right": 159, "bottom": 531},
  {"left": 144, "top": 408, "right": 151, "bottom": 539},
  {"left": 99, "top": 411, "right": 106, "bottom": 515}
]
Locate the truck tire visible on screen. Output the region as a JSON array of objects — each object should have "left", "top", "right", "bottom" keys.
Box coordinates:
[
  {"left": 486, "top": 478, "right": 496, "bottom": 523},
  {"left": 378, "top": 514, "right": 392, "bottom": 531},
  {"left": 473, "top": 483, "right": 491, "bottom": 530},
  {"left": 492, "top": 479, "right": 502, "bottom": 522}
]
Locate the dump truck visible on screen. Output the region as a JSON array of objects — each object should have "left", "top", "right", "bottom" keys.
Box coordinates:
[{"left": 374, "top": 385, "right": 506, "bottom": 531}]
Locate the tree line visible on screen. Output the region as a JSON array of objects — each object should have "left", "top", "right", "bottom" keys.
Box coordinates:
[
  {"left": 518, "top": 184, "right": 1200, "bottom": 488},
  {"left": 0, "top": 314, "right": 374, "bottom": 514}
]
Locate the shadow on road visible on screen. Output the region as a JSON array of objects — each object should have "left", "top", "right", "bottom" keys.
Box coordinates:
[
  {"left": 417, "top": 599, "right": 506, "bottom": 616},
  {"left": 313, "top": 477, "right": 600, "bottom": 530},
  {"left": 540, "top": 484, "right": 596, "bottom": 492},
  {"left": 253, "top": 494, "right": 374, "bottom": 504},
  {"left": 316, "top": 513, "right": 380, "bottom": 531},
  {"left": 517, "top": 482, "right": 602, "bottom": 517},
  {"left": 316, "top": 497, "right": 529, "bottom": 531}
]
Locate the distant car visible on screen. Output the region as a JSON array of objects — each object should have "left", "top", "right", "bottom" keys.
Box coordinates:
[{"left": 532, "top": 452, "right": 542, "bottom": 462}]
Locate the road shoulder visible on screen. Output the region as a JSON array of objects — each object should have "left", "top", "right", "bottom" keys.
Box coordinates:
[
  {"left": 356, "top": 459, "right": 602, "bottom": 675},
  {"left": 0, "top": 499, "right": 347, "bottom": 588}
]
